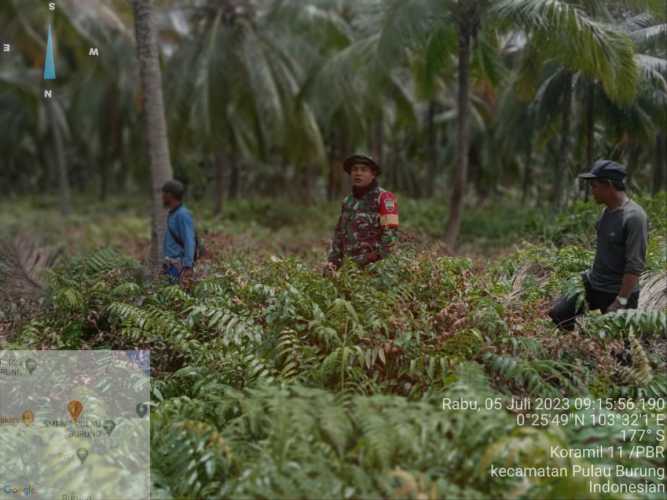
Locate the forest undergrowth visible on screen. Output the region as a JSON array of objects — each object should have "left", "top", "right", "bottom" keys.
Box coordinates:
[{"left": 1, "top": 195, "right": 665, "bottom": 499}]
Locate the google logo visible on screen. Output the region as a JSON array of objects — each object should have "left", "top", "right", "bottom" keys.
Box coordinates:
[{"left": 2, "top": 483, "right": 34, "bottom": 496}]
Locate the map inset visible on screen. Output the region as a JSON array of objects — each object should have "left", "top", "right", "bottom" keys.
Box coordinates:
[{"left": 0, "top": 351, "right": 150, "bottom": 500}]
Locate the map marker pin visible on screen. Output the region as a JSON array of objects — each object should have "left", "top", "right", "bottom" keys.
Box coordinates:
[
  {"left": 76, "top": 448, "right": 89, "bottom": 464},
  {"left": 67, "top": 400, "right": 83, "bottom": 423},
  {"left": 103, "top": 419, "right": 116, "bottom": 436},
  {"left": 22, "top": 410, "right": 34, "bottom": 426},
  {"left": 136, "top": 402, "right": 148, "bottom": 418},
  {"left": 25, "top": 359, "right": 37, "bottom": 374}
]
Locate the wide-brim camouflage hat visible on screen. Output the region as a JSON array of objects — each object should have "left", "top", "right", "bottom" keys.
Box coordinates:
[{"left": 343, "top": 154, "right": 381, "bottom": 175}]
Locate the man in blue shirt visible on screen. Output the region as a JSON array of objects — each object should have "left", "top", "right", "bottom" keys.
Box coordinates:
[{"left": 161, "top": 180, "right": 196, "bottom": 287}]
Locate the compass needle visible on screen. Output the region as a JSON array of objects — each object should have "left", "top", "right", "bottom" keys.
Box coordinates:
[{"left": 43, "top": 24, "right": 56, "bottom": 80}]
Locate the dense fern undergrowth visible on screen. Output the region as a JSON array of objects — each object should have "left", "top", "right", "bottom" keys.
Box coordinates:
[{"left": 3, "top": 196, "right": 666, "bottom": 499}]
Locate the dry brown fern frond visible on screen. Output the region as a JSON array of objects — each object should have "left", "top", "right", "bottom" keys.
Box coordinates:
[
  {"left": 638, "top": 272, "right": 666, "bottom": 313},
  {"left": 616, "top": 331, "right": 654, "bottom": 386},
  {"left": 506, "top": 262, "right": 549, "bottom": 303},
  {"left": 0, "top": 234, "right": 62, "bottom": 301}
]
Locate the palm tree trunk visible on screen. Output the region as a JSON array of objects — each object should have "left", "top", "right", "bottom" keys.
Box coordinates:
[
  {"left": 585, "top": 85, "right": 595, "bottom": 168},
  {"left": 228, "top": 154, "right": 239, "bottom": 200},
  {"left": 493, "top": 139, "right": 503, "bottom": 199},
  {"left": 626, "top": 144, "right": 641, "bottom": 185},
  {"left": 373, "top": 114, "right": 384, "bottom": 166},
  {"left": 214, "top": 151, "right": 225, "bottom": 215},
  {"left": 300, "top": 165, "right": 314, "bottom": 205},
  {"left": 327, "top": 126, "right": 345, "bottom": 201},
  {"left": 100, "top": 158, "right": 109, "bottom": 202},
  {"left": 654, "top": 133, "right": 666, "bottom": 195},
  {"left": 117, "top": 129, "right": 131, "bottom": 192},
  {"left": 470, "top": 142, "right": 485, "bottom": 200},
  {"left": 38, "top": 137, "right": 53, "bottom": 193},
  {"left": 552, "top": 75, "right": 572, "bottom": 209},
  {"left": 47, "top": 100, "right": 72, "bottom": 216},
  {"left": 444, "top": 29, "right": 472, "bottom": 249},
  {"left": 584, "top": 83, "right": 594, "bottom": 201},
  {"left": 521, "top": 135, "right": 533, "bottom": 206},
  {"left": 130, "top": 0, "right": 173, "bottom": 277},
  {"left": 327, "top": 131, "right": 335, "bottom": 201},
  {"left": 426, "top": 100, "right": 438, "bottom": 198},
  {"left": 101, "top": 86, "right": 122, "bottom": 202},
  {"left": 662, "top": 134, "right": 667, "bottom": 192}
]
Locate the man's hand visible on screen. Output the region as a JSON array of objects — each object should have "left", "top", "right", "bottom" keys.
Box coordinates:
[
  {"left": 606, "top": 299, "right": 624, "bottom": 313},
  {"left": 322, "top": 262, "right": 338, "bottom": 277},
  {"left": 180, "top": 267, "right": 194, "bottom": 288}
]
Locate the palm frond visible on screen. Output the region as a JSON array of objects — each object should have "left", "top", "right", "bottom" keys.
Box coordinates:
[
  {"left": 493, "top": 0, "right": 639, "bottom": 104},
  {"left": 636, "top": 54, "right": 667, "bottom": 90}
]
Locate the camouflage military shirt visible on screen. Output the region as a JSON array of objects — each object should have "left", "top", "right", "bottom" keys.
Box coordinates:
[{"left": 328, "top": 181, "right": 399, "bottom": 269}]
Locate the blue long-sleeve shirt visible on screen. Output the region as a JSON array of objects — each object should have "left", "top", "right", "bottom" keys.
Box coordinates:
[{"left": 164, "top": 205, "right": 196, "bottom": 268}]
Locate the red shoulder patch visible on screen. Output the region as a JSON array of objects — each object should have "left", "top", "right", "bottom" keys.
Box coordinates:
[
  {"left": 379, "top": 192, "right": 398, "bottom": 214},
  {"left": 378, "top": 192, "right": 399, "bottom": 227}
]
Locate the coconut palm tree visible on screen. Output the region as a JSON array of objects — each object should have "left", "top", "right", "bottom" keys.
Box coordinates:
[
  {"left": 522, "top": 2, "right": 666, "bottom": 203},
  {"left": 129, "top": 0, "right": 174, "bottom": 276},
  {"left": 57, "top": 0, "right": 138, "bottom": 200},
  {"left": 298, "top": 0, "right": 426, "bottom": 198},
  {"left": 367, "top": 0, "right": 640, "bottom": 247},
  {"left": 162, "top": 0, "right": 338, "bottom": 210},
  {"left": 493, "top": 0, "right": 644, "bottom": 212}
]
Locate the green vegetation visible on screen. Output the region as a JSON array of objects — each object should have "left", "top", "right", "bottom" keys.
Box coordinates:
[
  {"left": 1, "top": 0, "right": 666, "bottom": 497},
  {"left": 3, "top": 195, "right": 665, "bottom": 499}
]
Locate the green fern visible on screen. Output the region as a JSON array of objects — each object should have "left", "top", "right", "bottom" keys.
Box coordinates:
[{"left": 583, "top": 309, "right": 667, "bottom": 339}]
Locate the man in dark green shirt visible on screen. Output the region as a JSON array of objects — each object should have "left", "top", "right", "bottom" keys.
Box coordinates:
[{"left": 549, "top": 160, "right": 649, "bottom": 330}]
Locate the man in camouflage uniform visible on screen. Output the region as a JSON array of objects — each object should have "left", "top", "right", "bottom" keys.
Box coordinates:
[{"left": 324, "top": 154, "right": 399, "bottom": 273}]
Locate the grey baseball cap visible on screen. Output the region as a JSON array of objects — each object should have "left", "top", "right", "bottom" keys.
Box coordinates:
[{"left": 578, "top": 160, "right": 627, "bottom": 182}]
